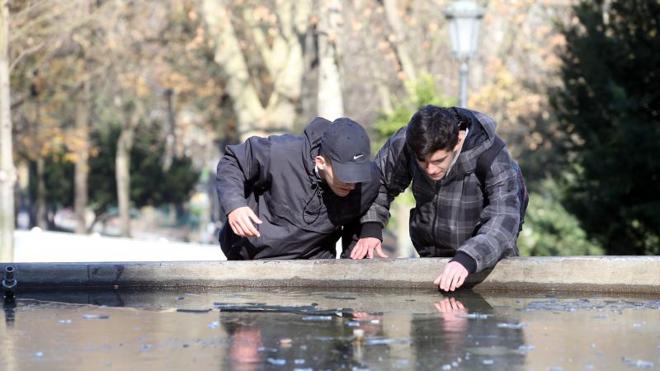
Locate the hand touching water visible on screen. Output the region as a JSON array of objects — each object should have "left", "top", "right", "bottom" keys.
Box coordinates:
[{"left": 434, "top": 261, "right": 468, "bottom": 292}]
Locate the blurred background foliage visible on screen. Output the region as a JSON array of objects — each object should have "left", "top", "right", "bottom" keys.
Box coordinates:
[
  {"left": 1, "top": 0, "right": 658, "bottom": 255},
  {"left": 551, "top": 0, "right": 660, "bottom": 255}
]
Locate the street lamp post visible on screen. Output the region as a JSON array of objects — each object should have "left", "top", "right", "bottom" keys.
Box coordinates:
[{"left": 444, "top": 0, "right": 485, "bottom": 108}]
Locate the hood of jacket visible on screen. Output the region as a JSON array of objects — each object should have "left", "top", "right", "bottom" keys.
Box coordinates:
[
  {"left": 302, "top": 117, "right": 333, "bottom": 177},
  {"left": 442, "top": 107, "right": 499, "bottom": 182}
]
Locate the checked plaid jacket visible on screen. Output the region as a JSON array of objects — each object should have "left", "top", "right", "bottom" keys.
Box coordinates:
[{"left": 361, "top": 108, "right": 522, "bottom": 273}]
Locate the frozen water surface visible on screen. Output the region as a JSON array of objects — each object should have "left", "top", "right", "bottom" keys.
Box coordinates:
[{"left": 1, "top": 288, "right": 659, "bottom": 370}]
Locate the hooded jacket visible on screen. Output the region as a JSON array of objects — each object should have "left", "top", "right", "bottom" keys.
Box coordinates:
[
  {"left": 361, "top": 108, "right": 522, "bottom": 273},
  {"left": 216, "top": 117, "right": 380, "bottom": 259}
]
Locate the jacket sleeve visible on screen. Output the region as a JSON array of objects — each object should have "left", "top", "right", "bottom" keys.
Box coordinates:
[
  {"left": 216, "top": 136, "right": 271, "bottom": 216},
  {"left": 457, "top": 148, "right": 521, "bottom": 272},
  {"left": 360, "top": 127, "right": 413, "bottom": 238}
]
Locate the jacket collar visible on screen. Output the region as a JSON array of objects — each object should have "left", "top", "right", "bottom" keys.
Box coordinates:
[
  {"left": 301, "top": 117, "right": 333, "bottom": 176},
  {"left": 441, "top": 108, "right": 498, "bottom": 183}
]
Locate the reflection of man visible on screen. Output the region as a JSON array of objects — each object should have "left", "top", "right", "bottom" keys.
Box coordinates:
[
  {"left": 219, "top": 312, "right": 367, "bottom": 369},
  {"left": 226, "top": 324, "right": 262, "bottom": 371},
  {"left": 352, "top": 105, "right": 527, "bottom": 291},
  {"left": 413, "top": 292, "right": 526, "bottom": 370},
  {"left": 216, "top": 117, "right": 379, "bottom": 259}
]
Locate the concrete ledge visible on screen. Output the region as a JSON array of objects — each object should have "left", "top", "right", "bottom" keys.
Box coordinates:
[{"left": 3, "top": 256, "right": 660, "bottom": 294}]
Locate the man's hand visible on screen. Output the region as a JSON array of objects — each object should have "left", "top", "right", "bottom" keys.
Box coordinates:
[
  {"left": 227, "top": 206, "right": 262, "bottom": 238},
  {"left": 350, "top": 237, "right": 388, "bottom": 259},
  {"left": 433, "top": 261, "right": 468, "bottom": 292}
]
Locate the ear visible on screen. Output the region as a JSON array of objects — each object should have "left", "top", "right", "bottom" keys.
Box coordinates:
[
  {"left": 454, "top": 131, "right": 467, "bottom": 152},
  {"left": 315, "top": 155, "right": 327, "bottom": 170}
]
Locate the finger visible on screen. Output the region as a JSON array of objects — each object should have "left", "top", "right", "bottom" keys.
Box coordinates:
[
  {"left": 448, "top": 297, "right": 458, "bottom": 310},
  {"left": 238, "top": 216, "right": 259, "bottom": 237},
  {"left": 442, "top": 268, "right": 454, "bottom": 292},
  {"left": 350, "top": 243, "right": 363, "bottom": 259},
  {"left": 236, "top": 218, "right": 255, "bottom": 237},
  {"left": 354, "top": 243, "right": 369, "bottom": 259},
  {"left": 350, "top": 246, "right": 361, "bottom": 259},
  {"left": 240, "top": 215, "right": 260, "bottom": 237},
  {"left": 449, "top": 272, "right": 460, "bottom": 292},
  {"left": 440, "top": 270, "right": 448, "bottom": 291},
  {"left": 367, "top": 246, "right": 374, "bottom": 259},
  {"left": 234, "top": 220, "right": 253, "bottom": 238},
  {"left": 455, "top": 272, "right": 467, "bottom": 290},
  {"left": 433, "top": 276, "right": 441, "bottom": 287},
  {"left": 437, "top": 300, "right": 445, "bottom": 313},
  {"left": 349, "top": 242, "right": 358, "bottom": 258},
  {"left": 231, "top": 220, "right": 246, "bottom": 237},
  {"left": 434, "top": 302, "right": 444, "bottom": 313},
  {"left": 247, "top": 209, "right": 263, "bottom": 224},
  {"left": 451, "top": 270, "right": 463, "bottom": 292},
  {"left": 455, "top": 300, "right": 465, "bottom": 310},
  {"left": 375, "top": 245, "right": 389, "bottom": 258}
]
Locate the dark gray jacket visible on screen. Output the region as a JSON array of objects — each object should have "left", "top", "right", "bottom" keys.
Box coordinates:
[
  {"left": 217, "top": 117, "right": 380, "bottom": 260},
  {"left": 361, "top": 108, "right": 521, "bottom": 272}
]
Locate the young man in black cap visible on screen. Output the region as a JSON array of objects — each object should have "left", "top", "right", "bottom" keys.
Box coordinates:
[
  {"left": 352, "top": 105, "right": 528, "bottom": 291},
  {"left": 216, "top": 117, "right": 380, "bottom": 259}
]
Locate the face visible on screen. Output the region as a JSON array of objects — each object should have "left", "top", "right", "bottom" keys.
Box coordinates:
[
  {"left": 417, "top": 131, "right": 466, "bottom": 181},
  {"left": 417, "top": 148, "right": 456, "bottom": 181},
  {"left": 315, "top": 156, "right": 357, "bottom": 197}
]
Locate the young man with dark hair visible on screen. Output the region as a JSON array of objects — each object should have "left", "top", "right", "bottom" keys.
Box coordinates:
[
  {"left": 216, "top": 117, "right": 380, "bottom": 260},
  {"left": 352, "top": 105, "right": 527, "bottom": 291}
]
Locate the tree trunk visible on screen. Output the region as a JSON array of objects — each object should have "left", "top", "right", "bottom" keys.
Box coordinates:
[
  {"left": 115, "top": 129, "right": 132, "bottom": 237},
  {"left": 0, "top": 0, "right": 14, "bottom": 261},
  {"left": 202, "top": 0, "right": 309, "bottom": 140},
  {"left": 383, "top": 0, "right": 416, "bottom": 81},
  {"left": 163, "top": 88, "right": 175, "bottom": 171},
  {"left": 115, "top": 112, "right": 136, "bottom": 238},
  {"left": 36, "top": 157, "right": 47, "bottom": 229},
  {"left": 74, "top": 82, "right": 90, "bottom": 234},
  {"left": 317, "top": 0, "right": 344, "bottom": 120},
  {"left": 381, "top": 0, "right": 416, "bottom": 257}
]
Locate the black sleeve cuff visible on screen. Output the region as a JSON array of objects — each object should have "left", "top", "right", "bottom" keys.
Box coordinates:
[
  {"left": 359, "top": 222, "right": 383, "bottom": 241},
  {"left": 451, "top": 251, "right": 477, "bottom": 274}
]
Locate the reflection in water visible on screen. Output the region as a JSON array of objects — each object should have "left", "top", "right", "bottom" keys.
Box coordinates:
[
  {"left": 213, "top": 292, "right": 527, "bottom": 369},
  {"left": 4, "top": 288, "right": 660, "bottom": 370},
  {"left": 220, "top": 311, "right": 369, "bottom": 370},
  {"left": 413, "top": 292, "right": 526, "bottom": 370},
  {"left": 226, "top": 324, "right": 262, "bottom": 370},
  {"left": 3, "top": 298, "right": 16, "bottom": 328}
]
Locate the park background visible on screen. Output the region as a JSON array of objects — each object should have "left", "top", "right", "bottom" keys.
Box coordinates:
[{"left": 0, "top": 0, "right": 657, "bottom": 261}]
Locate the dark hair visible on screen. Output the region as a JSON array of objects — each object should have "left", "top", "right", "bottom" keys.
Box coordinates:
[{"left": 405, "top": 105, "right": 460, "bottom": 160}]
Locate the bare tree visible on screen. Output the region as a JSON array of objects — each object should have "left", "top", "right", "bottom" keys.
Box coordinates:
[
  {"left": 73, "top": 81, "right": 90, "bottom": 234},
  {"left": 202, "top": 0, "right": 311, "bottom": 139},
  {"left": 115, "top": 103, "right": 141, "bottom": 237},
  {"left": 382, "top": 0, "right": 416, "bottom": 81},
  {"left": 71, "top": 0, "right": 97, "bottom": 234},
  {"left": 0, "top": 0, "right": 14, "bottom": 261},
  {"left": 317, "top": 0, "right": 344, "bottom": 119}
]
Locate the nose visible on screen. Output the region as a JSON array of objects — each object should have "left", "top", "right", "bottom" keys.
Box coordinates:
[{"left": 426, "top": 164, "right": 444, "bottom": 178}]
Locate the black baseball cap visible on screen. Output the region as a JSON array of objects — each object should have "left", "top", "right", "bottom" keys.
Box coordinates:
[{"left": 320, "top": 118, "right": 372, "bottom": 183}]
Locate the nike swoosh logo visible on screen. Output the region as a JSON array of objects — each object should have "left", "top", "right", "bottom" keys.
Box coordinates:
[{"left": 353, "top": 154, "right": 364, "bottom": 160}]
